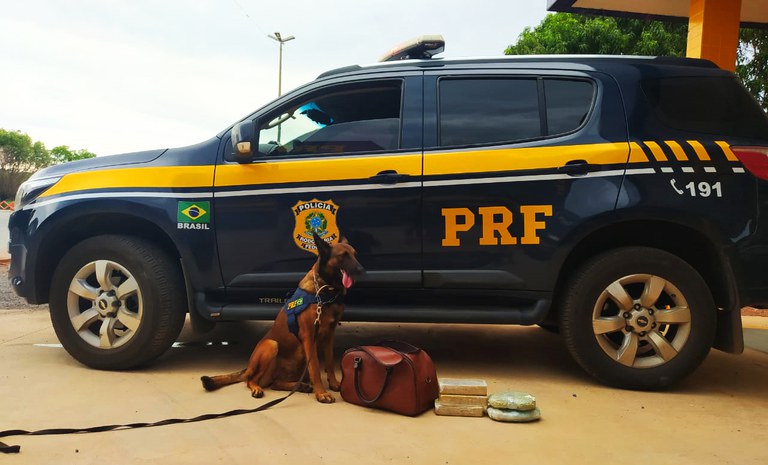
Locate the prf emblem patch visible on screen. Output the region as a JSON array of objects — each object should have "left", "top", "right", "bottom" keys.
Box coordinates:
[
  {"left": 177, "top": 201, "right": 211, "bottom": 230},
  {"left": 292, "top": 199, "right": 340, "bottom": 254}
]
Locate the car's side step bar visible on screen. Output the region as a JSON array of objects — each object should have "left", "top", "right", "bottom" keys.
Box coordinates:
[{"left": 203, "top": 299, "right": 551, "bottom": 326}]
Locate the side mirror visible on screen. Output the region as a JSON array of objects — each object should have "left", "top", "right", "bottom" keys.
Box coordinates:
[{"left": 231, "top": 120, "right": 258, "bottom": 163}]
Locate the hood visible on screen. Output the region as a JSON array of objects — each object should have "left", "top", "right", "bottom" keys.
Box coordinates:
[{"left": 31, "top": 148, "right": 167, "bottom": 181}]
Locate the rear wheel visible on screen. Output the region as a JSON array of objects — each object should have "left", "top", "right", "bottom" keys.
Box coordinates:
[
  {"left": 559, "top": 247, "right": 716, "bottom": 390},
  {"left": 49, "top": 235, "right": 186, "bottom": 370}
]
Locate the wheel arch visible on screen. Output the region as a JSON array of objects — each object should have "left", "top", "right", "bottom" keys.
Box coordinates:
[
  {"left": 33, "top": 212, "right": 183, "bottom": 306},
  {"left": 552, "top": 219, "right": 742, "bottom": 353}
]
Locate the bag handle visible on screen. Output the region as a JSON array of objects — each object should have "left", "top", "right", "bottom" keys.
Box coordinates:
[{"left": 352, "top": 356, "right": 393, "bottom": 404}]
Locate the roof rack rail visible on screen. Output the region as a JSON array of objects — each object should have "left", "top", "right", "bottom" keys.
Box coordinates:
[{"left": 379, "top": 35, "right": 445, "bottom": 62}]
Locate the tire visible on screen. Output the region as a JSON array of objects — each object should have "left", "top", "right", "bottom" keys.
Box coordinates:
[
  {"left": 537, "top": 323, "right": 560, "bottom": 334},
  {"left": 49, "top": 235, "right": 187, "bottom": 370},
  {"left": 559, "top": 247, "right": 716, "bottom": 390}
]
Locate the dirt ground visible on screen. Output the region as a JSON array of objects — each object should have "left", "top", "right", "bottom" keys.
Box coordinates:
[{"left": 1, "top": 306, "right": 767, "bottom": 465}]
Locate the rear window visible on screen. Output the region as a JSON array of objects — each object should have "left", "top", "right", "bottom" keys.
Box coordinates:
[
  {"left": 438, "top": 78, "right": 595, "bottom": 147},
  {"left": 545, "top": 79, "right": 594, "bottom": 136},
  {"left": 643, "top": 77, "right": 768, "bottom": 140},
  {"left": 439, "top": 78, "right": 541, "bottom": 146}
]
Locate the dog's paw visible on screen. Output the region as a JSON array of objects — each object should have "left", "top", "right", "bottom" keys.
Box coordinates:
[
  {"left": 251, "top": 387, "right": 265, "bottom": 398},
  {"left": 328, "top": 379, "right": 341, "bottom": 392},
  {"left": 315, "top": 391, "right": 336, "bottom": 403}
]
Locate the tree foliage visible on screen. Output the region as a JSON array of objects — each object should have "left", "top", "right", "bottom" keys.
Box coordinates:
[
  {"left": 506, "top": 13, "right": 768, "bottom": 110},
  {"left": 505, "top": 13, "right": 687, "bottom": 57},
  {"left": 0, "top": 129, "right": 51, "bottom": 174},
  {"left": 51, "top": 145, "right": 97, "bottom": 164},
  {"left": 737, "top": 28, "right": 768, "bottom": 111},
  {"left": 0, "top": 128, "right": 97, "bottom": 200}
]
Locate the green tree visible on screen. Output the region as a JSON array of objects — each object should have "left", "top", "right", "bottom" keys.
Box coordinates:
[
  {"left": 506, "top": 13, "right": 768, "bottom": 110},
  {"left": 0, "top": 129, "right": 53, "bottom": 199},
  {"left": 505, "top": 13, "right": 687, "bottom": 57},
  {"left": 51, "top": 145, "right": 97, "bottom": 164},
  {"left": 0, "top": 129, "right": 50, "bottom": 173},
  {"left": 737, "top": 28, "right": 768, "bottom": 111}
]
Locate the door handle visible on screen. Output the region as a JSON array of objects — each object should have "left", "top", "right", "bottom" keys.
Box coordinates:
[
  {"left": 558, "top": 159, "right": 592, "bottom": 176},
  {"left": 369, "top": 170, "right": 412, "bottom": 184}
]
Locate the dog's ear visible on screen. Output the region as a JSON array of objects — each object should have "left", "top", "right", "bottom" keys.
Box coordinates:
[
  {"left": 339, "top": 236, "right": 349, "bottom": 245},
  {"left": 313, "top": 232, "right": 332, "bottom": 258}
]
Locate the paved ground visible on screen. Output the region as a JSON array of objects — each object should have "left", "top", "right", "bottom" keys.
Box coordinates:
[
  {"left": 1, "top": 264, "right": 766, "bottom": 465},
  {"left": 1, "top": 307, "right": 766, "bottom": 465}
]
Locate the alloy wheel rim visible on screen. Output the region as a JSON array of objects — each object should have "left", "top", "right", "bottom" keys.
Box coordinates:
[
  {"left": 66, "top": 259, "right": 143, "bottom": 349},
  {"left": 591, "top": 274, "right": 691, "bottom": 368}
]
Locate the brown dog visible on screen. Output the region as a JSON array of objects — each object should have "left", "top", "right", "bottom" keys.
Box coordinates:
[{"left": 201, "top": 232, "right": 364, "bottom": 403}]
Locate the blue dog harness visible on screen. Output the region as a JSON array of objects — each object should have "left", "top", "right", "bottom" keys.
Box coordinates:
[
  {"left": 283, "top": 286, "right": 342, "bottom": 337},
  {"left": 284, "top": 289, "right": 317, "bottom": 337}
]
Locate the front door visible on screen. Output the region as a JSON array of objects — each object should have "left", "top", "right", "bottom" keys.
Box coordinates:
[{"left": 214, "top": 76, "right": 423, "bottom": 303}]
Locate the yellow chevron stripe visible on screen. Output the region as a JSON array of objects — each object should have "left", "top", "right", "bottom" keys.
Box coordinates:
[
  {"left": 40, "top": 166, "right": 215, "bottom": 198},
  {"left": 687, "top": 140, "right": 711, "bottom": 161},
  {"left": 664, "top": 141, "right": 688, "bottom": 161},
  {"left": 628, "top": 142, "right": 649, "bottom": 163},
  {"left": 715, "top": 141, "right": 739, "bottom": 161},
  {"left": 644, "top": 141, "right": 668, "bottom": 162},
  {"left": 424, "top": 142, "right": 630, "bottom": 176}
]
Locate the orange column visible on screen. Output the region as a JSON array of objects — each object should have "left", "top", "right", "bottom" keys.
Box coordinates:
[{"left": 687, "top": 0, "right": 741, "bottom": 71}]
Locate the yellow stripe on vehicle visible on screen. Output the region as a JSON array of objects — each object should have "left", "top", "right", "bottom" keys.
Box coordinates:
[
  {"left": 213, "top": 153, "right": 422, "bottom": 188},
  {"left": 628, "top": 142, "right": 649, "bottom": 163},
  {"left": 716, "top": 141, "right": 739, "bottom": 161},
  {"left": 40, "top": 166, "right": 216, "bottom": 198},
  {"left": 664, "top": 141, "right": 688, "bottom": 161},
  {"left": 424, "top": 142, "right": 630, "bottom": 176},
  {"left": 687, "top": 140, "right": 711, "bottom": 161},
  {"left": 644, "top": 141, "right": 668, "bottom": 162}
]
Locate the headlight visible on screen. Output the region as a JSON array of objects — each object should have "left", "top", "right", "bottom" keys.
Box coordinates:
[{"left": 14, "top": 176, "right": 61, "bottom": 209}]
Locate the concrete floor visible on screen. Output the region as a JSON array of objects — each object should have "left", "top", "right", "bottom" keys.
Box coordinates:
[{"left": 1, "top": 309, "right": 767, "bottom": 465}]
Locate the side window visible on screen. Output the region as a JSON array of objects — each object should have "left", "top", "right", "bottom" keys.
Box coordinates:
[
  {"left": 437, "top": 77, "right": 596, "bottom": 148},
  {"left": 544, "top": 79, "right": 594, "bottom": 136},
  {"left": 439, "top": 78, "right": 540, "bottom": 147},
  {"left": 258, "top": 80, "right": 402, "bottom": 157}
]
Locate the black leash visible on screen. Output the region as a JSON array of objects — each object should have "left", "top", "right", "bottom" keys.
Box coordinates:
[
  {"left": 1, "top": 320, "right": 324, "bottom": 454},
  {"left": 0, "top": 392, "right": 293, "bottom": 453}
]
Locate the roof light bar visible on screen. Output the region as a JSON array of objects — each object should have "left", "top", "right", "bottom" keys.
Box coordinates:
[{"left": 379, "top": 35, "right": 445, "bottom": 62}]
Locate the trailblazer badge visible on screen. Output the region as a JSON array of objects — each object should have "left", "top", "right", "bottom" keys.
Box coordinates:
[{"left": 292, "top": 199, "right": 340, "bottom": 254}]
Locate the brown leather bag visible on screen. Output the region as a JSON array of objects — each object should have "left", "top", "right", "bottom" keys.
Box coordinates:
[{"left": 340, "top": 341, "right": 439, "bottom": 416}]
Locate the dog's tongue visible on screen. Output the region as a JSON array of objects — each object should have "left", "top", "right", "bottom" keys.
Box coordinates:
[{"left": 342, "top": 270, "right": 354, "bottom": 289}]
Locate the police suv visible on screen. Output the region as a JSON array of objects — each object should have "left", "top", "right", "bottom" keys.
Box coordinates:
[{"left": 10, "top": 37, "right": 768, "bottom": 390}]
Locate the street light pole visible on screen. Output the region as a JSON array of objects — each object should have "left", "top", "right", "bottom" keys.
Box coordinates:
[{"left": 268, "top": 32, "right": 295, "bottom": 97}]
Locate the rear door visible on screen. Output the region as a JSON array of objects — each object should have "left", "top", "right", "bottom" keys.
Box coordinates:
[
  {"left": 214, "top": 74, "right": 423, "bottom": 301},
  {"left": 421, "top": 69, "right": 630, "bottom": 293}
]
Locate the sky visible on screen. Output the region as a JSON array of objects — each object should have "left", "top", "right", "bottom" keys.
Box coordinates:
[{"left": 0, "top": 0, "right": 550, "bottom": 156}]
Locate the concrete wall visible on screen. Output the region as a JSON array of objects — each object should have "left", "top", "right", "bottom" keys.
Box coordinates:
[{"left": 0, "top": 211, "right": 10, "bottom": 261}]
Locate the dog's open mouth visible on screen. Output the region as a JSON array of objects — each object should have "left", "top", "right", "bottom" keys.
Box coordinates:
[{"left": 342, "top": 270, "right": 354, "bottom": 289}]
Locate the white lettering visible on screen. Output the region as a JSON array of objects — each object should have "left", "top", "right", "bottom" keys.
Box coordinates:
[{"left": 177, "top": 222, "right": 210, "bottom": 230}]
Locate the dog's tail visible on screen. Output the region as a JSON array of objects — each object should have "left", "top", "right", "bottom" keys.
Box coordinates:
[{"left": 201, "top": 369, "right": 247, "bottom": 391}]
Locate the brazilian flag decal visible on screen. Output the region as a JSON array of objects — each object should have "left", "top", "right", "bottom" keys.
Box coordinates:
[{"left": 178, "top": 201, "right": 210, "bottom": 223}]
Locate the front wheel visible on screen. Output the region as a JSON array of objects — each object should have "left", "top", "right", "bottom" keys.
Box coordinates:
[
  {"left": 559, "top": 247, "right": 716, "bottom": 390},
  {"left": 49, "top": 235, "right": 187, "bottom": 370}
]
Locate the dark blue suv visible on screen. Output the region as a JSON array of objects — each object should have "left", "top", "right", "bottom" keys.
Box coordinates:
[{"left": 9, "top": 44, "right": 768, "bottom": 389}]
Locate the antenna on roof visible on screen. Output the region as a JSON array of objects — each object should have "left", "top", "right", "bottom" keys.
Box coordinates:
[{"left": 379, "top": 35, "right": 445, "bottom": 62}]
